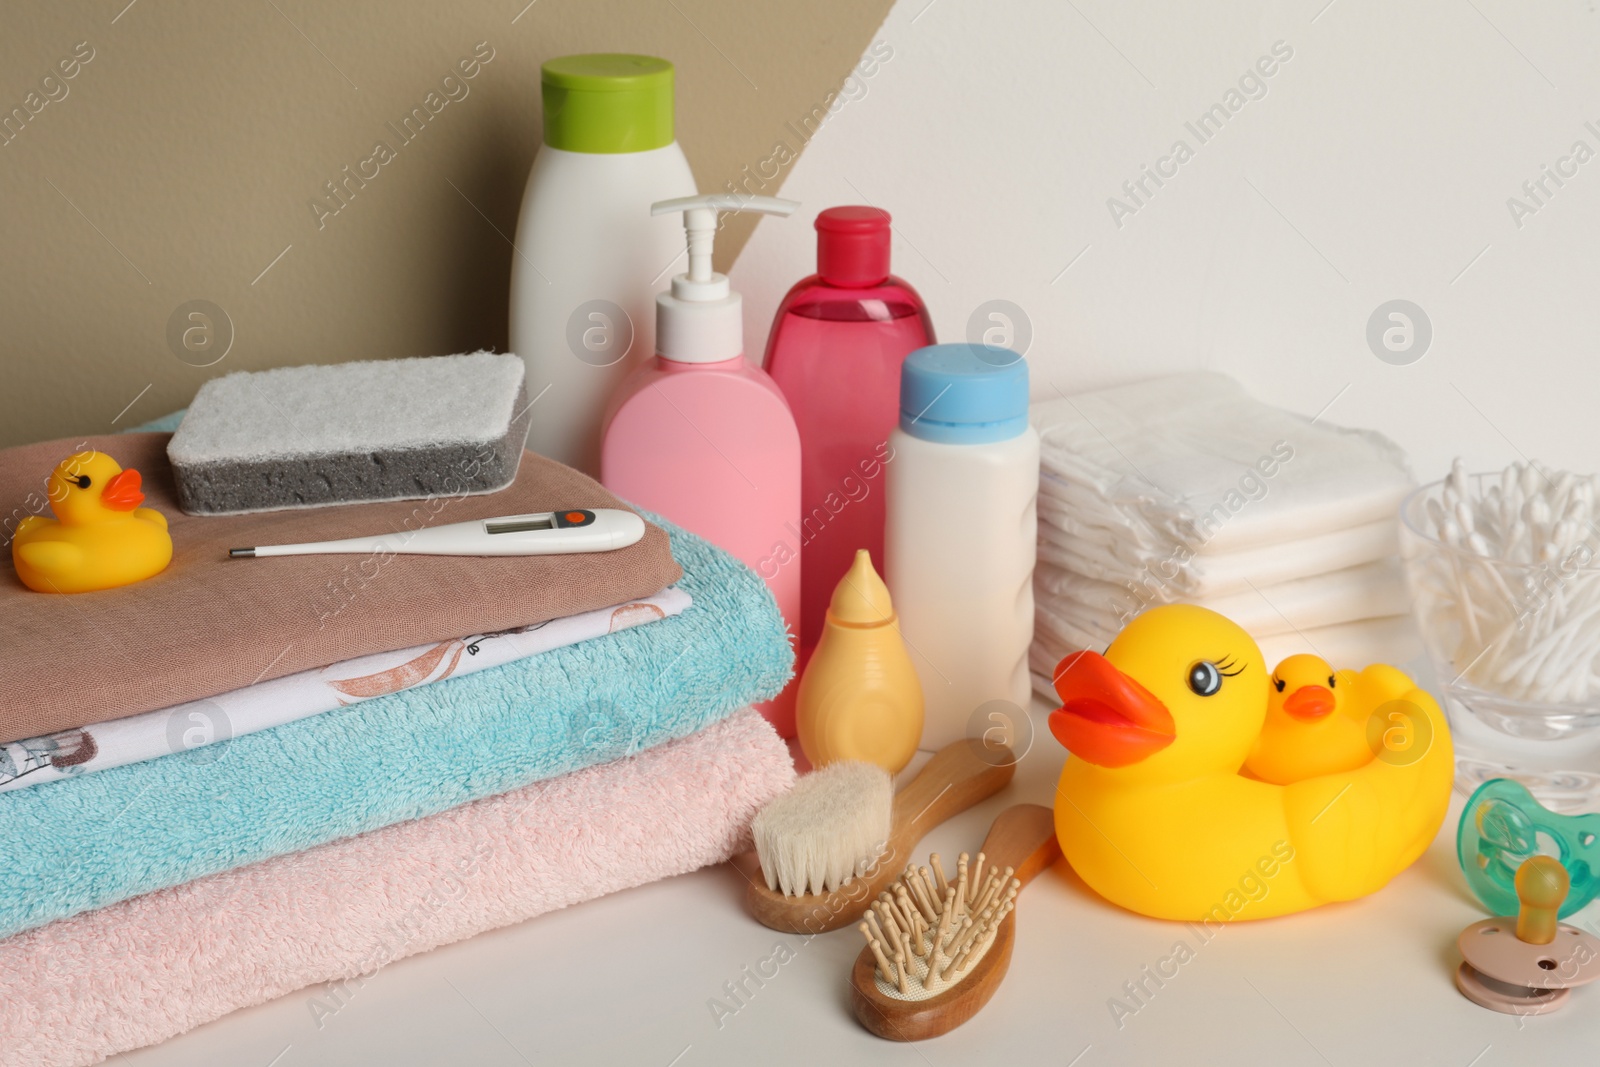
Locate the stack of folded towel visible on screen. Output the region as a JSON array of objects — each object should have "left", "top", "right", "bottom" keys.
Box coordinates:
[
  {"left": 1030, "top": 373, "right": 1419, "bottom": 695},
  {"left": 0, "top": 432, "right": 796, "bottom": 1066}
]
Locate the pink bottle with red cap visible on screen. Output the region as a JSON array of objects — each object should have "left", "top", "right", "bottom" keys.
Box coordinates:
[{"left": 765, "top": 206, "right": 935, "bottom": 662}]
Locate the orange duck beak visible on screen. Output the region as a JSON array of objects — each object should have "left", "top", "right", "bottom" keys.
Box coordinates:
[
  {"left": 1283, "top": 684, "right": 1335, "bottom": 722},
  {"left": 1048, "top": 650, "right": 1176, "bottom": 767},
  {"left": 100, "top": 468, "right": 145, "bottom": 512}
]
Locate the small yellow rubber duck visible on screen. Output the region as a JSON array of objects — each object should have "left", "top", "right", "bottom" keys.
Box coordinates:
[
  {"left": 1245, "top": 654, "right": 1421, "bottom": 784},
  {"left": 796, "top": 549, "right": 924, "bottom": 774},
  {"left": 12, "top": 451, "right": 172, "bottom": 594},
  {"left": 1246, "top": 654, "right": 1363, "bottom": 784},
  {"left": 1048, "top": 605, "right": 1452, "bottom": 921}
]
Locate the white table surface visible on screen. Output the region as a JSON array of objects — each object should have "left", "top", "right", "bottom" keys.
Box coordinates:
[{"left": 124, "top": 699, "right": 1600, "bottom": 1066}]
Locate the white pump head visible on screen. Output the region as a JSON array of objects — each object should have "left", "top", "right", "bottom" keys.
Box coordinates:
[{"left": 651, "top": 194, "right": 799, "bottom": 363}]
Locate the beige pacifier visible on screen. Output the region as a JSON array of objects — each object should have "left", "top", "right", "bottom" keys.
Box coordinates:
[{"left": 1456, "top": 855, "right": 1600, "bottom": 1015}]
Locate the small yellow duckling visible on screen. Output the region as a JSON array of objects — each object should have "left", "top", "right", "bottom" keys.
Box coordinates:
[
  {"left": 1048, "top": 605, "right": 1453, "bottom": 921},
  {"left": 12, "top": 451, "right": 172, "bottom": 594},
  {"left": 1245, "top": 654, "right": 1364, "bottom": 784},
  {"left": 1247, "top": 654, "right": 1424, "bottom": 785}
]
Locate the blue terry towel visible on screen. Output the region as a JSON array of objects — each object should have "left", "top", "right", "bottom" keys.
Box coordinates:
[{"left": 0, "top": 516, "right": 792, "bottom": 938}]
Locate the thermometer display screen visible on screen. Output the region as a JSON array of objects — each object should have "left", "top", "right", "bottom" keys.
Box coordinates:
[{"left": 485, "top": 517, "right": 555, "bottom": 535}]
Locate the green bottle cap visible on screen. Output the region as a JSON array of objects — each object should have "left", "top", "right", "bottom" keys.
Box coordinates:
[{"left": 541, "top": 54, "right": 675, "bottom": 154}]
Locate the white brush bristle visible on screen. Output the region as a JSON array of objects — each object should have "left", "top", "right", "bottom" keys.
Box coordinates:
[{"left": 751, "top": 761, "right": 893, "bottom": 897}]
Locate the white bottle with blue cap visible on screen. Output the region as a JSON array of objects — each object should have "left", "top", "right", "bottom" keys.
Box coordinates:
[{"left": 885, "top": 343, "right": 1039, "bottom": 749}]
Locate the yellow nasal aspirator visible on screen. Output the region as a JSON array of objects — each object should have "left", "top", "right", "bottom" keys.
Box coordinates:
[{"left": 796, "top": 549, "right": 924, "bottom": 774}]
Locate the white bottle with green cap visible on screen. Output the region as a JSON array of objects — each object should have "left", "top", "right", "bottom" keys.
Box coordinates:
[
  {"left": 510, "top": 54, "right": 697, "bottom": 475},
  {"left": 885, "top": 343, "right": 1040, "bottom": 750}
]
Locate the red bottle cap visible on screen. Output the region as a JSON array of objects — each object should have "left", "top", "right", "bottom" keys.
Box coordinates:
[{"left": 815, "top": 206, "right": 891, "bottom": 287}]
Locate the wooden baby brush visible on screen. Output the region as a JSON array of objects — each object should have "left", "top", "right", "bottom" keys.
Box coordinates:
[
  {"left": 747, "top": 739, "right": 1015, "bottom": 934},
  {"left": 850, "top": 803, "right": 1060, "bottom": 1041}
]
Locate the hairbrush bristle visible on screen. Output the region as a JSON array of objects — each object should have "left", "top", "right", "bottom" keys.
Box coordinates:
[
  {"left": 859, "top": 850, "right": 1019, "bottom": 1000},
  {"left": 751, "top": 761, "right": 893, "bottom": 897}
]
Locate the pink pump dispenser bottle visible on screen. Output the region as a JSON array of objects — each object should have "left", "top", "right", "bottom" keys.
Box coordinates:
[
  {"left": 601, "top": 194, "right": 804, "bottom": 737},
  {"left": 764, "top": 206, "right": 934, "bottom": 661}
]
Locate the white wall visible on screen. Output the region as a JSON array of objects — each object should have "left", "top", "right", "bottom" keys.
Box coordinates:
[{"left": 734, "top": 0, "right": 1600, "bottom": 482}]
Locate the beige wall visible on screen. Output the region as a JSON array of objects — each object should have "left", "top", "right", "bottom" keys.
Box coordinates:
[{"left": 0, "top": 0, "right": 890, "bottom": 448}]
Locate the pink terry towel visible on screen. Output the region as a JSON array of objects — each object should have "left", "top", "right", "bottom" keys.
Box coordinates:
[{"left": 0, "top": 708, "right": 795, "bottom": 1067}]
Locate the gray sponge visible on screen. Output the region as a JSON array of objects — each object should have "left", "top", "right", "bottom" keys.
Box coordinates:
[{"left": 167, "top": 351, "right": 531, "bottom": 515}]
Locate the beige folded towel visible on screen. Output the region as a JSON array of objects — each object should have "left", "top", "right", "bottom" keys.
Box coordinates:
[{"left": 0, "top": 432, "right": 680, "bottom": 743}]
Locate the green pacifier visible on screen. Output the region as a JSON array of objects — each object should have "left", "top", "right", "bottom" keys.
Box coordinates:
[{"left": 1458, "top": 778, "right": 1600, "bottom": 919}]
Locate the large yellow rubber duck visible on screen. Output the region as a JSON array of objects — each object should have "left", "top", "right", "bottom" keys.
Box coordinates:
[
  {"left": 1048, "top": 605, "right": 1452, "bottom": 921},
  {"left": 1245, "top": 653, "right": 1419, "bottom": 785},
  {"left": 12, "top": 451, "right": 172, "bottom": 594}
]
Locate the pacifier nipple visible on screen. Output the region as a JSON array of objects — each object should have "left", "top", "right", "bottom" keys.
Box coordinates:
[{"left": 1515, "top": 855, "right": 1568, "bottom": 946}]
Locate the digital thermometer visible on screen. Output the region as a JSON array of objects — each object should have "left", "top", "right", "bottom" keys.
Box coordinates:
[{"left": 228, "top": 508, "right": 646, "bottom": 559}]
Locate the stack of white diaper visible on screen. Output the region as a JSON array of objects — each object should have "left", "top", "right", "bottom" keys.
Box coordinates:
[{"left": 1029, "top": 372, "right": 1420, "bottom": 698}]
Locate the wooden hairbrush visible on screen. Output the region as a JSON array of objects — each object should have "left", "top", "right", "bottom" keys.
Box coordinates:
[{"left": 850, "top": 803, "right": 1060, "bottom": 1041}]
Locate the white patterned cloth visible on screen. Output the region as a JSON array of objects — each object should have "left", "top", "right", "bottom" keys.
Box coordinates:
[{"left": 0, "top": 587, "right": 690, "bottom": 793}]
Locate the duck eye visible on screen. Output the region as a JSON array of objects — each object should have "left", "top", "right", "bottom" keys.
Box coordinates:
[
  {"left": 1273, "top": 677, "right": 1285, "bottom": 693},
  {"left": 1188, "top": 661, "right": 1223, "bottom": 696},
  {"left": 1328, "top": 675, "right": 1336, "bottom": 688},
  {"left": 68, "top": 474, "right": 91, "bottom": 489}
]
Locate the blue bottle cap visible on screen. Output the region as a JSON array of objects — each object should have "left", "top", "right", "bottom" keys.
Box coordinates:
[{"left": 898, "top": 343, "right": 1030, "bottom": 444}]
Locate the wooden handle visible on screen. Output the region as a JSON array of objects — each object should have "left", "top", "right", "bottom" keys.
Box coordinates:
[
  {"left": 889, "top": 739, "right": 1017, "bottom": 852},
  {"left": 745, "top": 740, "right": 1016, "bottom": 935},
  {"left": 973, "top": 803, "right": 1060, "bottom": 888}
]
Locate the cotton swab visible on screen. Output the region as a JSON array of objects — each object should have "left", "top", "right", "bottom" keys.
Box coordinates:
[{"left": 1416, "top": 461, "right": 1600, "bottom": 705}]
